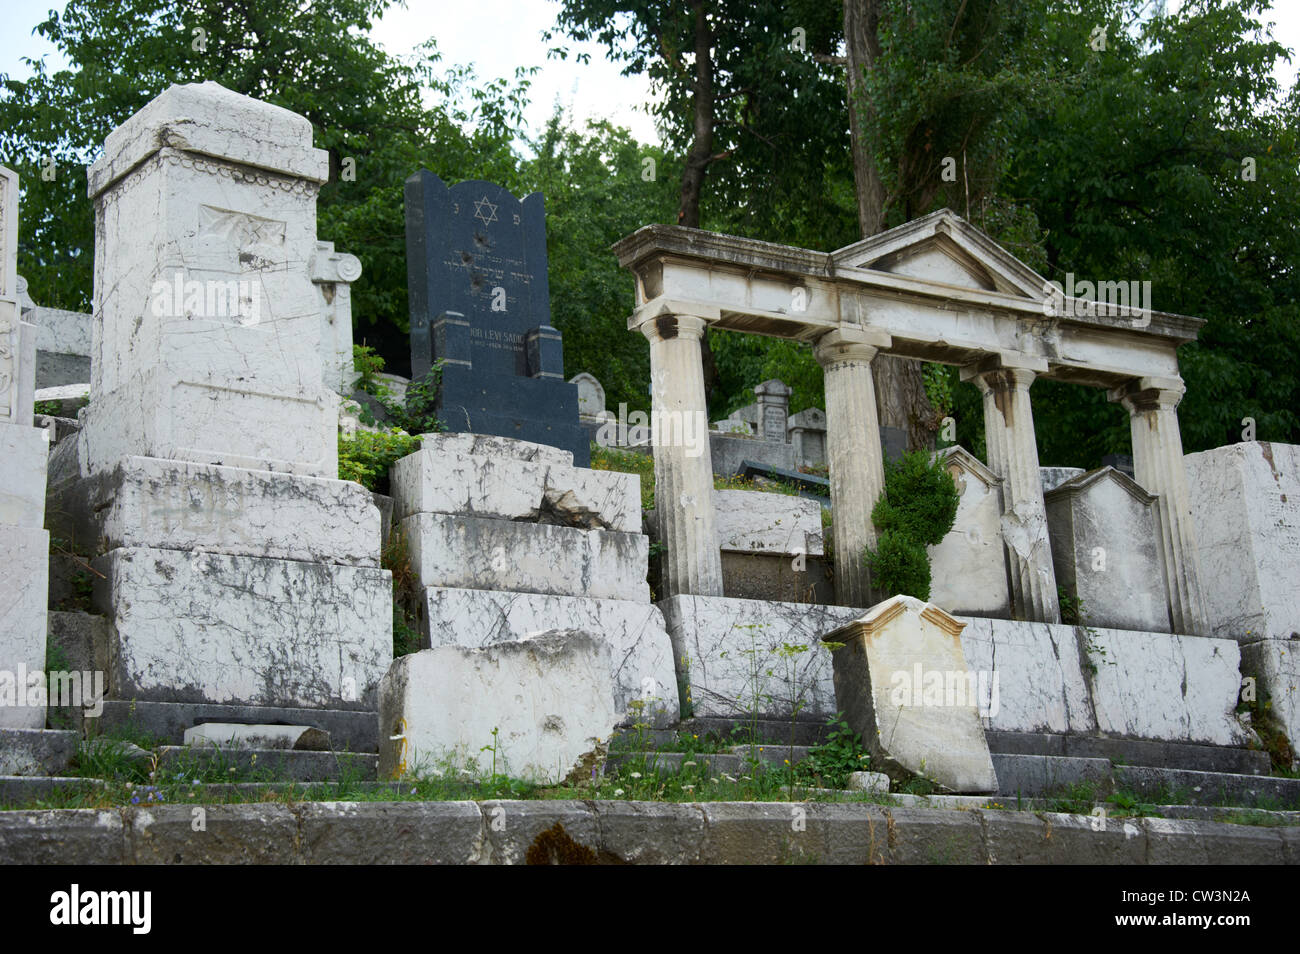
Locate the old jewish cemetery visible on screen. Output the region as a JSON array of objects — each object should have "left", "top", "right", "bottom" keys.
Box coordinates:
[{"left": 1, "top": 82, "right": 1298, "bottom": 865}]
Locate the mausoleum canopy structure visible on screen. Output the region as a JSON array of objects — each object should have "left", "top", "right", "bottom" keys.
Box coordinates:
[{"left": 613, "top": 210, "right": 1210, "bottom": 636}]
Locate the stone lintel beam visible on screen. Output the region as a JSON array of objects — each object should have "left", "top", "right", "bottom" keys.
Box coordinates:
[
  {"left": 1108, "top": 376, "right": 1210, "bottom": 636},
  {"left": 963, "top": 361, "right": 1060, "bottom": 623},
  {"left": 814, "top": 326, "right": 892, "bottom": 607},
  {"left": 638, "top": 306, "right": 723, "bottom": 598}
]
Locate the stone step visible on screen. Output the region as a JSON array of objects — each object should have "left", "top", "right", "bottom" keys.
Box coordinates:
[
  {"left": 156, "top": 746, "right": 377, "bottom": 783},
  {"left": 676, "top": 716, "right": 833, "bottom": 747},
  {"left": 91, "top": 700, "right": 379, "bottom": 753},
  {"left": 0, "top": 776, "right": 104, "bottom": 807},
  {"left": 992, "top": 753, "right": 1115, "bottom": 797},
  {"left": 986, "top": 730, "right": 1270, "bottom": 776},
  {"left": 0, "top": 729, "right": 79, "bottom": 776},
  {"left": 1115, "top": 765, "right": 1300, "bottom": 810}
]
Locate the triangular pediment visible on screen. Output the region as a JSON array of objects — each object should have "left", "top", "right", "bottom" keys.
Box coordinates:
[{"left": 831, "top": 209, "right": 1049, "bottom": 300}]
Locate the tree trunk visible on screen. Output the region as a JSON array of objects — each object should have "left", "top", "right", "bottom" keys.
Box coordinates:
[
  {"left": 678, "top": 0, "right": 723, "bottom": 403},
  {"left": 843, "top": 0, "right": 937, "bottom": 453}
]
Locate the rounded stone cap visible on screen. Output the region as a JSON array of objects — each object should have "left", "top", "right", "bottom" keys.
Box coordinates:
[{"left": 89, "top": 81, "right": 329, "bottom": 198}]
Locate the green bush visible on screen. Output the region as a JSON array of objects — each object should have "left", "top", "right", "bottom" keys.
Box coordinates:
[
  {"left": 338, "top": 429, "right": 420, "bottom": 493},
  {"left": 863, "top": 450, "right": 959, "bottom": 600},
  {"left": 866, "top": 529, "right": 933, "bottom": 600}
]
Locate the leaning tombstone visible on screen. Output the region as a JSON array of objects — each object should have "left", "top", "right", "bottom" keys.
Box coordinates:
[
  {"left": 405, "top": 171, "right": 588, "bottom": 465},
  {"left": 822, "top": 596, "right": 998, "bottom": 793}
]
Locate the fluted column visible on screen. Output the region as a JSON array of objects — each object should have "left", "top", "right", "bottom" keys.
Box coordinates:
[
  {"left": 639, "top": 306, "right": 723, "bottom": 598},
  {"left": 963, "top": 361, "right": 1060, "bottom": 623},
  {"left": 815, "top": 326, "right": 891, "bottom": 607},
  {"left": 1109, "top": 376, "right": 1209, "bottom": 635}
]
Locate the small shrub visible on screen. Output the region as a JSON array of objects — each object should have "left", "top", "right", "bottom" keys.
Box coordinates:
[
  {"left": 338, "top": 428, "right": 420, "bottom": 493},
  {"left": 863, "top": 450, "right": 958, "bottom": 601}
]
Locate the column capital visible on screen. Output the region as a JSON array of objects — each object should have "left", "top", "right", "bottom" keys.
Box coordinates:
[
  {"left": 1107, "top": 375, "right": 1185, "bottom": 413},
  {"left": 959, "top": 352, "right": 1048, "bottom": 391},
  {"left": 630, "top": 298, "right": 720, "bottom": 342},
  {"left": 813, "top": 325, "right": 892, "bottom": 366}
]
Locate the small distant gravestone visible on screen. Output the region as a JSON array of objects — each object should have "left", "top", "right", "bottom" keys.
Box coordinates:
[{"left": 404, "top": 171, "right": 588, "bottom": 465}]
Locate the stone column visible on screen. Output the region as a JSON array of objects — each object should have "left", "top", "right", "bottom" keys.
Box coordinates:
[
  {"left": 815, "top": 326, "right": 891, "bottom": 607},
  {"left": 638, "top": 302, "right": 723, "bottom": 597},
  {"left": 1109, "top": 376, "right": 1209, "bottom": 635},
  {"left": 962, "top": 360, "right": 1060, "bottom": 623},
  {"left": 0, "top": 164, "right": 50, "bottom": 730},
  {"left": 310, "top": 241, "right": 363, "bottom": 395}
]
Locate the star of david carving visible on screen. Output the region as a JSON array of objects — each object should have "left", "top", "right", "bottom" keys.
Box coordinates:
[{"left": 473, "top": 196, "right": 499, "bottom": 227}]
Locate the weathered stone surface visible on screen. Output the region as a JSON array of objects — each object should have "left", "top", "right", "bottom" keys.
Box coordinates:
[
  {"left": 847, "top": 770, "right": 890, "bottom": 793},
  {"left": 297, "top": 800, "right": 484, "bottom": 864},
  {"left": 379, "top": 632, "right": 618, "bottom": 784},
  {"left": 420, "top": 586, "right": 678, "bottom": 725},
  {"left": 787, "top": 407, "right": 826, "bottom": 468},
  {"left": 414, "top": 431, "right": 572, "bottom": 467},
  {"left": 708, "top": 431, "right": 797, "bottom": 480},
  {"left": 1143, "top": 816, "right": 1285, "bottom": 864},
  {"left": 990, "top": 753, "right": 1113, "bottom": 797},
  {"left": 959, "top": 616, "right": 1096, "bottom": 736},
  {"left": 311, "top": 240, "right": 362, "bottom": 394},
  {"left": 92, "top": 699, "right": 378, "bottom": 751},
  {"left": 928, "top": 446, "right": 1009, "bottom": 616},
  {"left": 659, "top": 594, "right": 864, "bottom": 719},
  {"left": 94, "top": 546, "right": 390, "bottom": 709},
  {"left": 83, "top": 83, "right": 337, "bottom": 478},
  {"left": 0, "top": 728, "right": 78, "bottom": 776},
  {"left": 0, "top": 526, "right": 49, "bottom": 729},
  {"left": 48, "top": 610, "right": 110, "bottom": 677},
  {"left": 569, "top": 372, "right": 606, "bottom": 422},
  {"left": 0, "top": 809, "right": 127, "bottom": 864},
  {"left": 1241, "top": 638, "right": 1300, "bottom": 767},
  {"left": 713, "top": 489, "right": 823, "bottom": 556},
  {"left": 1046, "top": 466, "right": 1170, "bottom": 633},
  {"left": 478, "top": 800, "right": 601, "bottom": 864},
  {"left": 56, "top": 456, "right": 380, "bottom": 566},
  {"left": 1085, "top": 626, "right": 1253, "bottom": 746},
  {"left": 981, "top": 809, "right": 1147, "bottom": 864},
  {"left": 824, "top": 596, "right": 998, "bottom": 794},
  {"left": 1186, "top": 441, "right": 1300, "bottom": 642},
  {"left": 0, "top": 423, "right": 49, "bottom": 529},
  {"left": 79, "top": 372, "right": 339, "bottom": 478},
  {"left": 127, "top": 803, "right": 301, "bottom": 864},
  {"left": 392, "top": 440, "right": 638, "bottom": 531},
  {"left": 594, "top": 800, "right": 705, "bottom": 864},
  {"left": 402, "top": 512, "right": 649, "bottom": 601},
  {"left": 1040, "top": 466, "right": 1085, "bottom": 493},
  {"left": 183, "top": 723, "right": 331, "bottom": 751}
]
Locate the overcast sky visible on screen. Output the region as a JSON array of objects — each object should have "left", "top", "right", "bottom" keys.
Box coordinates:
[{"left": 1, "top": 0, "right": 1296, "bottom": 154}]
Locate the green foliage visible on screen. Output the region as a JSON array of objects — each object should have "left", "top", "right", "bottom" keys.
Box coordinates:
[
  {"left": 866, "top": 531, "right": 933, "bottom": 602},
  {"left": 33, "top": 400, "right": 61, "bottom": 417},
  {"left": 864, "top": 450, "right": 959, "bottom": 601},
  {"left": 793, "top": 714, "right": 871, "bottom": 790},
  {"left": 337, "top": 429, "right": 419, "bottom": 492},
  {"left": 589, "top": 444, "right": 655, "bottom": 509},
  {"left": 871, "top": 451, "right": 961, "bottom": 547}
]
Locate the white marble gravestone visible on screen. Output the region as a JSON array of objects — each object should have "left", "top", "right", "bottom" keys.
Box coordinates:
[
  {"left": 0, "top": 165, "right": 50, "bottom": 730},
  {"left": 823, "top": 596, "right": 998, "bottom": 794},
  {"left": 79, "top": 81, "right": 339, "bottom": 478},
  {"left": 927, "top": 446, "right": 1010, "bottom": 617},
  {"left": 569, "top": 372, "right": 606, "bottom": 422},
  {"left": 1045, "top": 466, "right": 1171, "bottom": 633},
  {"left": 56, "top": 84, "right": 391, "bottom": 711}
]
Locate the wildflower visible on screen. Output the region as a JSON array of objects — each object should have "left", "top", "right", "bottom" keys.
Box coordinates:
[
  {"left": 683, "top": 761, "right": 697, "bottom": 768},
  {"left": 630, "top": 772, "right": 642, "bottom": 779},
  {"left": 682, "top": 784, "right": 695, "bottom": 792},
  {"left": 130, "top": 796, "right": 140, "bottom": 805},
  {"left": 613, "top": 789, "right": 625, "bottom": 797}
]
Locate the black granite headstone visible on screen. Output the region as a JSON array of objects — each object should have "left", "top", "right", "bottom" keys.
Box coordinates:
[{"left": 404, "top": 170, "right": 588, "bottom": 465}]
